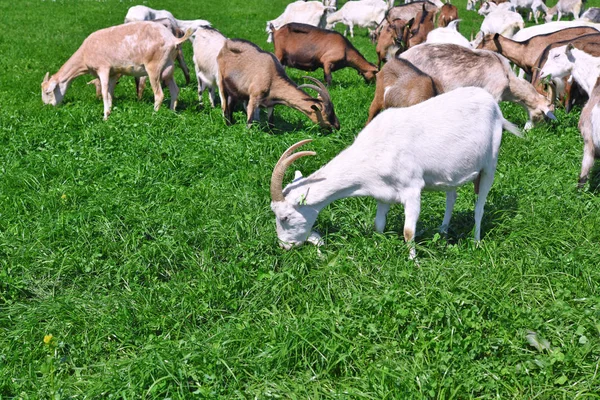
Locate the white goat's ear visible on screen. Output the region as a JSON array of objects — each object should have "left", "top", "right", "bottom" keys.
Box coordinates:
[
  {"left": 566, "top": 43, "right": 575, "bottom": 62},
  {"left": 294, "top": 170, "right": 303, "bottom": 180}
]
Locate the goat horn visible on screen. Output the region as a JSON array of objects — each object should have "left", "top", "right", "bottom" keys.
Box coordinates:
[
  {"left": 271, "top": 139, "right": 315, "bottom": 202},
  {"left": 547, "top": 81, "right": 557, "bottom": 105},
  {"left": 301, "top": 76, "right": 331, "bottom": 103},
  {"left": 43, "top": 72, "right": 50, "bottom": 82}
]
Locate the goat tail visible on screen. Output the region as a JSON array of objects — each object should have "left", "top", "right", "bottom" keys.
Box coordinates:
[
  {"left": 175, "top": 28, "right": 194, "bottom": 45},
  {"left": 502, "top": 119, "right": 522, "bottom": 137}
]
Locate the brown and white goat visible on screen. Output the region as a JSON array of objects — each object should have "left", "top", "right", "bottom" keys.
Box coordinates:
[
  {"left": 476, "top": 27, "right": 598, "bottom": 77},
  {"left": 366, "top": 57, "right": 442, "bottom": 124},
  {"left": 272, "top": 22, "right": 378, "bottom": 85},
  {"left": 42, "top": 21, "right": 191, "bottom": 120},
  {"left": 375, "top": 18, "right": 412, "bottom": 67},
  {"left": 399, "top": 43, "right": 556, "bottom": 129},
  {"left": 217, "top": 39, "right": 340, "bottom": 129},
  {"left": 408, "top": 4, "right": 436, "bottom": 46}
]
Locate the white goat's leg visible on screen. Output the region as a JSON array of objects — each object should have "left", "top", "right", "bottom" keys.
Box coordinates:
[
  {"left": 349, "top": 23, "right": 354, "bottom": 38},
  {"left": 402, "top": 190, "right": 421, "bottom": 259},
  {"left": 98, "top": 69, "right": 111, "bottom": 120},
  {"left": 473, "top": 169, "right": 495, "bottom": 241},
  {"left": 208, "top": 86, "right": 216, "bottom": 108},
  {"left": 196, "top": 69, "right": 205, "bottom": 105},
  {"left": 375, "top": 202, "right": 391, "bottom": 233},
  {"left": 578, "top": 140, "right": 596, "bottom": 187},
  {"left": 165, "top": 76, "right": 180, "bottom": 110},
  {"left": 557, "top": 11, "right": 562, "bottom": 21},
  {"left": 440, "top": 190, "right": 457, "bottom": 234}
]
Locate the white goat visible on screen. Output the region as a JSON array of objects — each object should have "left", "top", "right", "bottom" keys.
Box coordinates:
[
  {"left": 540, "top": 44, "right": 600, "bottom": 186},
  {"left": 270, "top": 87, "right": 521, "bottom": 258},
  {"left": 478, "top": 9, "right": 525, "bottom": 39},
  {"left": 581, "top": 8, "right": 600, "bottom": 23},
  {"left": 478, "top": 1, "right": 516, "bottom": 15},
  {"left": 191, "top": 26, "right": 227, "bottom": 108},
  {"left": 124, "top": 5, "right": 211, "bottom": 32},
  {"left": 266, "top": 1, "right": 333, "bottom": 43},
  {"left": 509, "top": 0, "right": 548, "bottom": 24},
  {"left": 41, "top": 22, "right": 191, "bottom": 120},
  {"left": 545, "top": 0, "right": 584, "bottom": 22},
  {"left": 426, "top": 20, "right": 472, "bottom": 47},
  {"left": 511, "top": 20, "right": 600, "bottom": 41},
  {"left": 325, "top": 0, "right": 388, "bottom": 37}
]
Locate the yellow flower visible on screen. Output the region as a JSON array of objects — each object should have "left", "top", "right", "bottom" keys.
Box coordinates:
[
  {"left": 43, "top": 334, "right": 53, "bottom": 344},
  {"left": 61, "top": 194, "right": 67, "bottom": 200}
]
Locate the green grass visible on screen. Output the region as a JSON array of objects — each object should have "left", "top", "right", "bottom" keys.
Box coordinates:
[{"left": 1, "top": 0, "right": 600, "bottom": 398}]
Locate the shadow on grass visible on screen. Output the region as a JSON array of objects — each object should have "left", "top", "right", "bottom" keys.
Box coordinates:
[{"left": 587, "top": 163, "right": 600, "bottom": 193}]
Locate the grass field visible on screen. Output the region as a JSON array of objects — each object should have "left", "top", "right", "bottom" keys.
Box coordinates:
[{"left": 1, "top": 0, "right": 600, "bottom": 398}]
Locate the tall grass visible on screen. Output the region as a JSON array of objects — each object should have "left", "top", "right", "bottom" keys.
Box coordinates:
[{"left": 1, "top": 0, "right": 599, "bottom": 398}]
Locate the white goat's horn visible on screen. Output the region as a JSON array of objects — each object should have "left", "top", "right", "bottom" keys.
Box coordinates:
[{"left": 270, "top": 139, "right": 315, "bottom": 202}]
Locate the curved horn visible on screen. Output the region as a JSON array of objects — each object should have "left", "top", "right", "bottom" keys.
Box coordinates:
[
  {"left": 301, "top": 76, "right": 331, "bottom": 104},
  {"left": 271, "top": 140, "right": 315, "bottom": 202},
  {"left": 547, "top": 81, "right": 557, "bottom": 105}
]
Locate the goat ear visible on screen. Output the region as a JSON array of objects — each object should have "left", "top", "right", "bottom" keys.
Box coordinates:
[
  {"left": 294, "top": 170, "right": 303, "bottom": 180},
  {"left": 407, "top": 18, "right": 414, "bottom": 28},
  {"left": 545, "top": 110, "right": 557, "bottom": 120},
  {"left": 566, "top": 43, "right": 575, "bottom": 61}
]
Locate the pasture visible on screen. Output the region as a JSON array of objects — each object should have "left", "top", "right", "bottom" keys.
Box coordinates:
[{"left": 1, "top": 0, "right": 600, "bottom": 397}]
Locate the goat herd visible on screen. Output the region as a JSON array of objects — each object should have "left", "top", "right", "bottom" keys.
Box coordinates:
[{"left": 40, "top": 0, "right": 600, "bottom": 257}]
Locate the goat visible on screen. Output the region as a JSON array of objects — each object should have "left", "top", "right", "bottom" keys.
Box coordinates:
[
  {"left": 531, "top": 34, "right": 600, "bottom": 110},
  {"left": 475, "top": 9, "right": 525, "bottom": 42},
  {"left": 399, "top": 43, "right": 556, "bottom": 129},
  {"left": 545, "top": 0, "right": 584, "bottom": 22},
  {"left": 326, "top": 0, "right": 388, "bottom": 37},
  {"left": 438, "top": 3, "right": 459, "bottom": 27},
  {"left": 512, "top": 21, "right": 600, "bottom": 42},
  {"left": 191, "top": 26, "right": 227, "bottom": 108},
  {"left": 266, "top": 1, "right": 333, "bottom": 43},
  {"left": 509, "top": 0, "right": 548, "bottom": 24},
  {"left": 371, "top": 1, "right": 438, "bottom": 42},
  {"left": 478, "top": 1, "right": 516, "bottom": 15},
  {"left": 540, "top": 45, "right": 600, "bottom": 186},
  {"left": 216, "top": 39, "right": 339, "bottom": 130},
  {"left": 426, "top": 19, "right": 472, "bottom": 47},
  {"left": 42, "top": 22, "right": 191, "bottom": 120},
  {"left": 270, "top": 87, "right": 521, "bottom": 259},
  {"left": 124, "top": 5, "right": 211, "bottom": 31},
  {"left": 476, "top": 27, "right": 598, "bottom": 77},
  {"left": 366, "top": 57, "right": 442, "bottom": 123},
  {"left": 376, "top": 18, "right": 413, "bottom": 67},
  {"left": 272, "top": 23, "right": 378, "bottom": 85},
  {"left": 581, "top": 8, "right": 600, "bottom": 23},
  {"left": 408, "top": 4, "right": 436, "bottom": 46}
]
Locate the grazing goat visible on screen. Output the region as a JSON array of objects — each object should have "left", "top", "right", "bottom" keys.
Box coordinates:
[
  {"left": 399, "top": 43, "right": 556, "bottom": 129},
  {"left": 272, "top": 23, "right": 378, "bottom": 85},
  {"left": 376, "top": 18, "right": 413, "bottom": 67},
  {"left": 531, "top": 34, "right": 600, "bottom": 109},
  {"left": 266, "top": 1, "right": 333, "bottom": 43},
  {"left": 270, "top": 87, "right": 521, "bottom": 259},
  {"left": 216, "top": 39, "right": 339, "bottom": 130},
  {"left": 540, "top": 45, "right": 600, "bottom": 186},
  {"left": 476, "top": 27, "right": 598, "bottom": 77},
  {"left": 478, "top": 1, "right": 516, "bottom": 15},
  {"left": 124, "top": 5, "right": 211, "bottom": 32},
  {"left": 511, "top": 20, "right": 600, "bottom": 42},
  {"left": 426, "top": 19, "right": 472, "bottom": 47},
  {"left": 366, "top": 57, "right": 442, "bottom": 123},
  {"left": 371, "top": 1, "right": 438, "bottom": 42},
  {"left": 42, "top": 22, "right": 191, "bottom": 120},
  {"left": 191, "top": 26, "right": 227, "bottom": 108},
  {"left": 326, "top": 0, "right": 388, "bottom": 37},
  {"left": 509, "top": 0, "right": 548, "bottom": 24},
  {"left": 581, "top": 8, "right": 600, "bottom": 23},
  {"left": 438, "top": 3, "right": 459, "bottom": 27},
  {"left": 545, "top": 0, "right": 584, "bottom": 22},
  {"left": 475, "top": 9, "right": 525, "bottom": 42}
]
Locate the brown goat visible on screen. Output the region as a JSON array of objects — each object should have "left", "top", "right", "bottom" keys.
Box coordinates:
[
  {"left": 272, "top": 22, "right": 378, "bottom": 85},
  {"left": 477, "top": 27, "right": 598, "bottom": 77},
  {"left": 371, "top": 1, "right": 438, "bottom": 42},
  {"left": 438, "top": 3, "right": 459, "bottom": 28},
  {"left": 217, "top": 39, "right": 340, "bottom": 129},
  {"left": 408, "top": 4, "right": 436, "bottom": 47},
  {"left": 375, "top": 18, "right": 412, "bottom": 68},
  {"left": 366, "top": 57, "right": 442, "bottom": 124}
]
